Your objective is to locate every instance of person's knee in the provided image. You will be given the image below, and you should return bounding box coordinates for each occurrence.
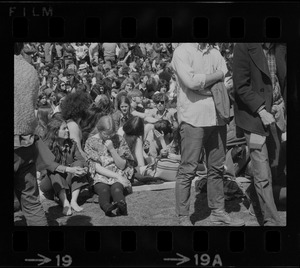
[177,162,197,179]
[207,163,225,176]
[113,187,122,194]
[254,177,270,189]
[94,184,109,194]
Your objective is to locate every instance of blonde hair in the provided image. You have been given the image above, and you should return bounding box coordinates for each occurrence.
[96,115,115,133]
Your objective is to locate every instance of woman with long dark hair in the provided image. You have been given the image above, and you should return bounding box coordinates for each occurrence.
[112,95,133,132]
[39,115,89,215]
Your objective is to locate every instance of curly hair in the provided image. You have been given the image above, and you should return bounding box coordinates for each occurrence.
[60,91,92,122]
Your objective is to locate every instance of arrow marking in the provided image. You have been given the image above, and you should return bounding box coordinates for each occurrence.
[25,254,52,266]
[164,253,190,265]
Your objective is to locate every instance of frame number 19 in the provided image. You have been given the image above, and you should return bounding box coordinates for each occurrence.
[56,255,72,267]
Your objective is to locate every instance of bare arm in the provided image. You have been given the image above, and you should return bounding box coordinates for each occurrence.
[94,162,121,179]
[131,110,159,123]
[109,148,127,170]
[104,140,126,170]
[135,137,146,167]
[67,121,88,160]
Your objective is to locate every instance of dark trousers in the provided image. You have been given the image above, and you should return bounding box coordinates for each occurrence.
[39,160,88,196]
[14,144,48,226]
[175,123,226,216]
[94,182,125,212]
[244,126,281,225]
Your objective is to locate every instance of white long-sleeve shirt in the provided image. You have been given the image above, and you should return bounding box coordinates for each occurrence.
[171,43,227,127]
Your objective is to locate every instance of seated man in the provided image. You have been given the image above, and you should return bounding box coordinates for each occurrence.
[147,93,177,127]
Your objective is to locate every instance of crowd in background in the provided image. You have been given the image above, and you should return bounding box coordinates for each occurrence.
[15,42,286,225]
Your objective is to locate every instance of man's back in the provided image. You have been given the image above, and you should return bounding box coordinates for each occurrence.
[14,54,39,136]
[102,43,117,58]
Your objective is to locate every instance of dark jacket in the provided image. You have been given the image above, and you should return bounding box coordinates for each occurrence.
[211,81,231,124]
[274,44,287,108]
[36,138,87,174]
[233,43,286,136]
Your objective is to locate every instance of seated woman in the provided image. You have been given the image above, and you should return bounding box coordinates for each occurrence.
[35,106,52,139]
[84,115,136,217]
[112,95,133,132]
[36,92,51,109]
[39,115,89,216]
[81,96,112,147]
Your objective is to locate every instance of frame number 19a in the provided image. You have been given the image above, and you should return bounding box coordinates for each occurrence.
[194,254,222,266]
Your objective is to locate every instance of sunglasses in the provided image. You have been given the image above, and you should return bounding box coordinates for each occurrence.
[155,101,165,105]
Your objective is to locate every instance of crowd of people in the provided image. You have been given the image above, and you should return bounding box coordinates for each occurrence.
[14,42,286,226]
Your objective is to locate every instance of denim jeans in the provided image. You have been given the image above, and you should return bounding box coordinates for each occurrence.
[175,123,226,216]
[14,144,48,226]
[244,129,281,225]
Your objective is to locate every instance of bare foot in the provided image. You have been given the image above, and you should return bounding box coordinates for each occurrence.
[70,200,83,212]
[62,206,72,216]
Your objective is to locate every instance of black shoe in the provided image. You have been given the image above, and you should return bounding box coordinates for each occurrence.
[116,200,128,216]
[104,202,118,217]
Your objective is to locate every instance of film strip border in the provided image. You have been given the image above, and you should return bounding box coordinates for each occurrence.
[1,2,297,40]
[6,228,292,266]
[2,1,300,267]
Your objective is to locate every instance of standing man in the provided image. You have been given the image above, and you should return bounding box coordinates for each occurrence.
[233,43,285,226]
[14,43,48,226]
[172,43,245,226]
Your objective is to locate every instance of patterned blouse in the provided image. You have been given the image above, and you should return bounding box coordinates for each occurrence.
[84,134,136,186]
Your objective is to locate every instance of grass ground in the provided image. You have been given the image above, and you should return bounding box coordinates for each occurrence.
[14,179,286,226]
